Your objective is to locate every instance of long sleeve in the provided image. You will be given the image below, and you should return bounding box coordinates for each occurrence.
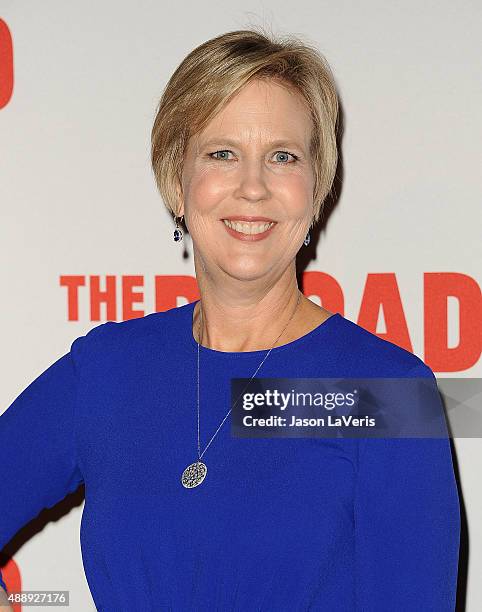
[0,337,85,595]
[354,362,460,611]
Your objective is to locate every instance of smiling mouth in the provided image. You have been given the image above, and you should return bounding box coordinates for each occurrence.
[222,219,276,235]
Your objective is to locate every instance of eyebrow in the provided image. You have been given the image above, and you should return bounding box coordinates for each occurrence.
[199,138,306,151]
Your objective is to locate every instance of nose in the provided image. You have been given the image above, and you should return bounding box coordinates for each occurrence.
[233,158,271,203]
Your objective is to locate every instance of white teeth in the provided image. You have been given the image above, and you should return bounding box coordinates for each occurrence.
[223,219,275,235]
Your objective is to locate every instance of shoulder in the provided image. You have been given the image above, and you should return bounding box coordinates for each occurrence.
[69,302,190,364]
[333,314,433,378]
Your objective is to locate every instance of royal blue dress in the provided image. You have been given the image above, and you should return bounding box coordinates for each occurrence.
[0,301,460,610]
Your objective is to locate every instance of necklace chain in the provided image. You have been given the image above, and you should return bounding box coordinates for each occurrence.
[196,291,302,461]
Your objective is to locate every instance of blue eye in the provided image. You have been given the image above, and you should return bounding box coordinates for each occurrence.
[273,151,298,164]
[210,150,233,161]
[208,150,299,164]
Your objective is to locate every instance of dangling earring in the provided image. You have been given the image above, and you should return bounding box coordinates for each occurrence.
[303,231,311,246]
[173,215,184,242]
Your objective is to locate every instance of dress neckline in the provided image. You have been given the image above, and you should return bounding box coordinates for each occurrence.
[184,299,342,358]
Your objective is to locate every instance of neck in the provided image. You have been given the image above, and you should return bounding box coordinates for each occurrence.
[192,260,311,352]
[194,290,304,353]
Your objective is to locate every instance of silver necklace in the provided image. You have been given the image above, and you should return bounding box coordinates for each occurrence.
[181,291,302,488]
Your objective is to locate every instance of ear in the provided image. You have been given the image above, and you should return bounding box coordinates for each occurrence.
[175,179,184,218]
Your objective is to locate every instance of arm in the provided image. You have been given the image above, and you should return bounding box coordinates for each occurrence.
[0,586,13,611]
[0,337,85,596]
[354,363,460,611]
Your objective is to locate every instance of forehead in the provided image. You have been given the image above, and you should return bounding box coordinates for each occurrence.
[193,79,313,148]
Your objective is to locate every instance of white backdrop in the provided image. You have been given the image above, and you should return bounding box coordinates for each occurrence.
[1,1,480,610]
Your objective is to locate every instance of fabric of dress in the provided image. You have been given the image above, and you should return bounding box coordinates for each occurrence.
[0,300,460,611]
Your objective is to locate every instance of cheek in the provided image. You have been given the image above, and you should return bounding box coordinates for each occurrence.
[187,168,230,210]
[274,173,314,215]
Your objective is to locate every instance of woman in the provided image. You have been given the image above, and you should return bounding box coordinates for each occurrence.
[0,29,460,611]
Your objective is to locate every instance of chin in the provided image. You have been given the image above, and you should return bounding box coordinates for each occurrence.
[220,260,273,282]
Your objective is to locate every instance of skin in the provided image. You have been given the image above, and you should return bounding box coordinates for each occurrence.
[177,78,334,352]
[0,587,12,611]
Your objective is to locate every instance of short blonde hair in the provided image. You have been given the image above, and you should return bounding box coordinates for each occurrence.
[151,28,339,226]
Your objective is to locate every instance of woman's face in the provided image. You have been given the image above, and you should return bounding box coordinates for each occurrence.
[180,78,315,283]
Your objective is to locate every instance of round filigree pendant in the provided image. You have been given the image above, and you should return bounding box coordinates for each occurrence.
[181,461,207,488]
